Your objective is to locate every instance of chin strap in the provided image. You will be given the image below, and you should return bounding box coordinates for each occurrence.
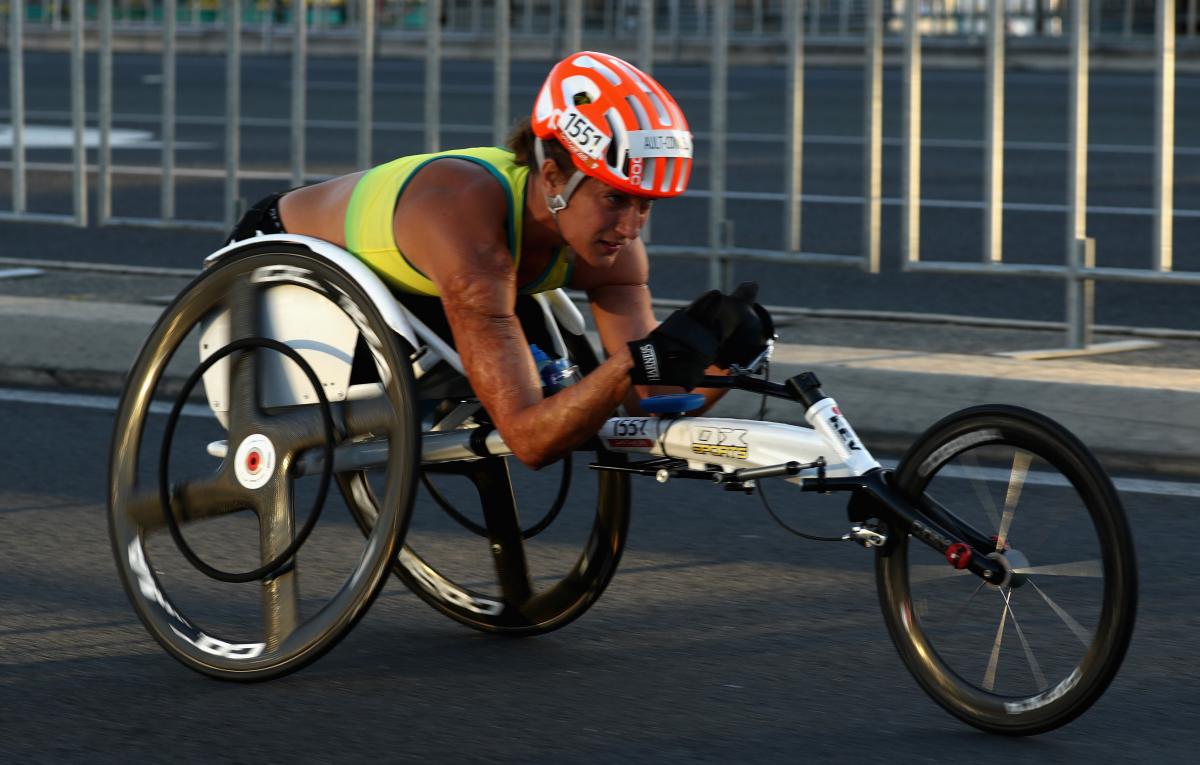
[535,139,585,217]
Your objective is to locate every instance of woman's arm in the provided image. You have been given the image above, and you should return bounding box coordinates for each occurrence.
[395,161,639,469]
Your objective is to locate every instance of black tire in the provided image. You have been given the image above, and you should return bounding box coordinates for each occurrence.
[877,405,1137,735]
[108,244,419,681]
[339,325,632,635]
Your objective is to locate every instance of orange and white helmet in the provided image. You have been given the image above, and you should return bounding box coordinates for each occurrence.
[531,51,692,212]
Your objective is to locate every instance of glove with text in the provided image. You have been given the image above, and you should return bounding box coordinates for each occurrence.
[627,290,725,390]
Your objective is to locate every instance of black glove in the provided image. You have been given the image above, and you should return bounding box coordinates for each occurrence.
[628,290,724,390]
[713,282,776,369]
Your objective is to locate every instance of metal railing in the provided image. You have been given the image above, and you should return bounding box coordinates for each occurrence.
[3,0,1200,346]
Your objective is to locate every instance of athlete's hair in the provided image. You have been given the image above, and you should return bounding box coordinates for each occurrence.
[506,117,574,177]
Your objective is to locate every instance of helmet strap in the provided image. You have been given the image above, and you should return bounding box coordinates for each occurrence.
[535,139,585,217]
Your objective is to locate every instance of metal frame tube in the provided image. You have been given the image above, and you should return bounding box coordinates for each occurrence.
[862,0,882,273]
[492,0,511,145]
[902,0,921,265]
[708,0,730,290]
[70,0,87,227]
[784,0,805,252]
[10,0,26,214]
[162,0,177,222]
[1155,0,1176,272]
[225,0,242,228]
[1067,237,1096,349]
[425,0,442,152]
[99,0,113,223]
[291,0,308,187]
[1066,0,1090,346]
[358,0,375,168]
[984,0,1005,263]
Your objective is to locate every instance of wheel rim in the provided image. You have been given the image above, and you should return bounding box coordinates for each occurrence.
[108,247,418,677]
[882,408,1136,732]
[339,328,631,634]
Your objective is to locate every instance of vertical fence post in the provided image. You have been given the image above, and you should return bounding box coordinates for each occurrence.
[291,0,308,187]
[99,0,113,224]
[1190,0,1198,39]
[492,0,511,145]
[10,0,26,214]
[358,0,375,168]
[565,0,582,54]
[862,0,882,273]
[162,0,177,222]
[668,0,680,61]
[225,0,242,228]
[1155,0,1176,272]
[983,0,1004,263]
[523,0,534,35]
[1122,0,1133,38]
[425,0,442,152]
[638,0,655,243]
[784,0,805,253]
[638,0,654,72]
[1066,237,1095,350]
[709,0,730,290]
[1066,0,1091,349]
[839,0,851,38]
[902,0,921,265]
[70,0,87,227]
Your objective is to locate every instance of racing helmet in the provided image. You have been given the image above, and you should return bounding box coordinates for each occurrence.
[531,51,693,209]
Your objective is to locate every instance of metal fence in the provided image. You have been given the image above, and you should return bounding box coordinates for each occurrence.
[3,0,1200,345]
[3,1,1198,42]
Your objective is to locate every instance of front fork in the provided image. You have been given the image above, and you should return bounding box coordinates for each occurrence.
[804,469,1008,584]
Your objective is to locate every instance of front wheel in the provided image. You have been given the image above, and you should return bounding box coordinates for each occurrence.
[877,405,1137,735]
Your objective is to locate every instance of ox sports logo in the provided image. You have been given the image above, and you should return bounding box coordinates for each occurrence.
[692,427,749,460]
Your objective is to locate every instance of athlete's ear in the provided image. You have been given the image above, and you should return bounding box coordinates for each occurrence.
[540,159,566,194]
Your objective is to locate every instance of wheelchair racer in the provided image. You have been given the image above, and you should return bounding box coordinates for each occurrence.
[228,51,771,469]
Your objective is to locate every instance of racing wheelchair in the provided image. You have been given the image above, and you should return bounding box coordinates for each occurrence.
[108,235,1137,735]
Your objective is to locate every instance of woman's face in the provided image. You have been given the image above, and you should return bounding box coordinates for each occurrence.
[553,174,653,266]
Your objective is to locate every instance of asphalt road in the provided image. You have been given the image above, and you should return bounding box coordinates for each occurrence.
[4,54,1200,329]
[1,392,1197,762]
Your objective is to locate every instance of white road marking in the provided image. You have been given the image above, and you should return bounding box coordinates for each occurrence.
[0,125,209,150]
[0,387,211,418]
[1,386,1197,498]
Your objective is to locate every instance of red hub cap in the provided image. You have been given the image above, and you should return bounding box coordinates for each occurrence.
[945,542,973,570]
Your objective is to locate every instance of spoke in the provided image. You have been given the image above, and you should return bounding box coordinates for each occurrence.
[1000,588,1048,691]
[1030,581,1094,648]
[908,564,973,584]
[1014,559,1103,579]
[226,278,262,428]
[996,451,1032,550]
[962,451,1002,531]
[269,405,337,455]
[123,477,251,534]
[259,470,299,650]
[982,590,1010,691]
[472,458,533,605]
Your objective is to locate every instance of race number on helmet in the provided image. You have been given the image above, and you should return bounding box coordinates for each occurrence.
[532,51,693,199]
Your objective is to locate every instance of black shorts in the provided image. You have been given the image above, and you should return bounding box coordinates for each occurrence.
[224,191,288,245]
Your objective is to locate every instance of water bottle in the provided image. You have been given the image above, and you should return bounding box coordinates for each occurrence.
[530,344,581,393]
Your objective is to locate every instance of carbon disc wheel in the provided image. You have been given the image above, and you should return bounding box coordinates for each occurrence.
[877,405,1137,734]
[340,326,632,635]
[108,244,419,680]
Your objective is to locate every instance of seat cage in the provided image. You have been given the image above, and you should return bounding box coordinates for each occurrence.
[198,233,586,419]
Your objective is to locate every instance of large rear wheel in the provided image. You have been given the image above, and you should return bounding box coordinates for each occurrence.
[109,245,419,680]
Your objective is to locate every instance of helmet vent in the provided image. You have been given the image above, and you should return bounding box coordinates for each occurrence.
[604,109,628,178]
[625,95,652,131]
[575,54,623,87]
[647,91,671,127]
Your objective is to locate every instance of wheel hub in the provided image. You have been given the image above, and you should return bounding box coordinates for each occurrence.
[234,433,277,490]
